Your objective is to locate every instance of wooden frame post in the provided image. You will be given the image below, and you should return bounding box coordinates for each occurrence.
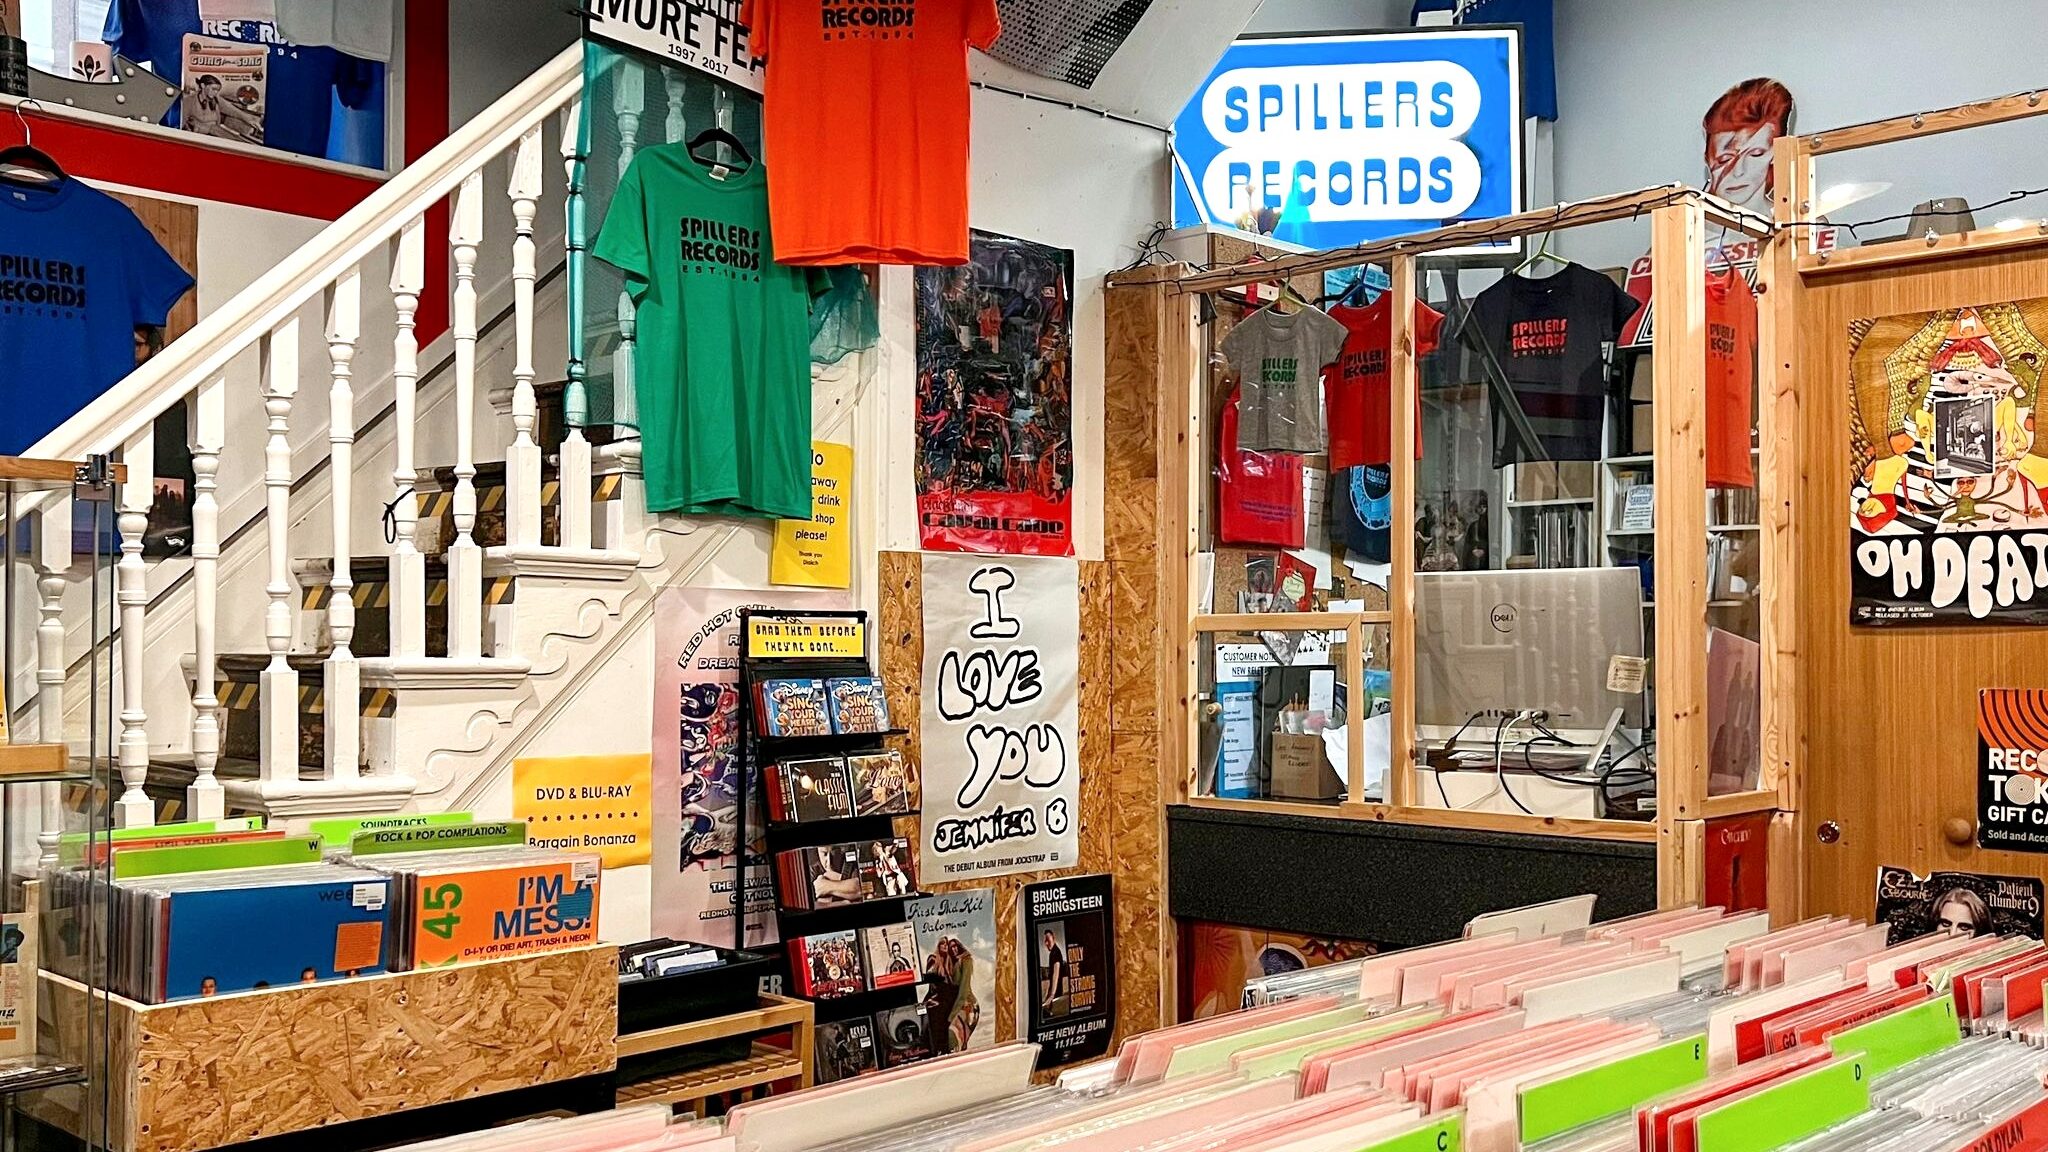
[1388,255,1420,808]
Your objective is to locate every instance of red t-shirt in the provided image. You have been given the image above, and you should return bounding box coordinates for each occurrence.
[1705,268,1758,489]
[1327,298,1444,468]
[740,0,1000,265]
[1217,386,1305,549]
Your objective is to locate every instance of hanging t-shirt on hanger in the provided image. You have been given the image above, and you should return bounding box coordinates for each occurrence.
[1327,296,1445,468]
[1216,386,1305,550]
[1706,267,1759,489]
[739,0,1001,265]
[592,143,823,520]
[1457,262,1640,467]
[0,178,194,455]
[1220,305,1348,455]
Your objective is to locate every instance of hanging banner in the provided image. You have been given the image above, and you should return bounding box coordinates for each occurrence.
[1875,865,2045,945]
[652,586,846,947]
[1979,689,2048,852]
[580,0,764,94]
[513,753,652,869]
[1018,875,1117,1067]
[918,554,1080,879]
[913,230,1075,557]
[771,441,854,588]
[1849,296,2048,624]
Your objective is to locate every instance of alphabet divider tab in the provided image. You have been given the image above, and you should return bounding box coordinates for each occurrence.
[1517,1033,1709,1146]
[1825,996,1961,1079]
[309,811,475,852]
[347,820,528,856]
[111,834,325,880]
[1355,1113,1463,1152]
[1693,1056,1869,1152]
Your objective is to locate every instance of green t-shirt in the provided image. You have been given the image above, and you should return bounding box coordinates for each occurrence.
[592,143,817,519]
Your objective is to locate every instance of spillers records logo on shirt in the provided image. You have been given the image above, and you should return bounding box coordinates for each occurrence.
[677,216,762,282]
[1509,317,1568,358]
[0,255,87,319]
[821,0,917,40]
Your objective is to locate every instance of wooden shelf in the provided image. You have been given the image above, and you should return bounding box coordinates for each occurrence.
[615,1044,804,1108]
[615,993,814,1117]
[0,744,84,782]
[617,993,812,1059]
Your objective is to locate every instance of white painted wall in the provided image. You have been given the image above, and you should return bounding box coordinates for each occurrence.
[1552,0,2048,269]
[449,0,583,127]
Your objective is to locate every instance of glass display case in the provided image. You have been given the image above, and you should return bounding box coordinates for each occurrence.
[0,454,118,1150]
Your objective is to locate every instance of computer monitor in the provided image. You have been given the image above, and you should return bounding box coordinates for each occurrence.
[1414,566,1647,743]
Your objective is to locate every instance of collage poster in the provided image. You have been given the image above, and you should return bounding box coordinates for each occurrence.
[1849,296,2048,624]
[919,554,1081,881]
[913,229,1076,557]
[651,585,845,948]
[1018,875,1117,1068]
[905,888,997,1055]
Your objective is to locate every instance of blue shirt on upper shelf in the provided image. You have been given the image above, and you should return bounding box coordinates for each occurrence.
[103,0,381,161]
[0,178,195,456]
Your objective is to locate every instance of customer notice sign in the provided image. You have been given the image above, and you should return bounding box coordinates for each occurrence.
[583,0,765,94]
[1172,27,1524,253]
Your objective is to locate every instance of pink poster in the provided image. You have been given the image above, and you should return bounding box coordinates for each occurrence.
[653,585,846,948]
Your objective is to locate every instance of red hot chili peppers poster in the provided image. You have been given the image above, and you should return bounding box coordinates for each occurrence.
[914,230,1076,556]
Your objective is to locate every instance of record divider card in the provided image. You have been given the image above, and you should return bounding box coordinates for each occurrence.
[737,609,923,1034]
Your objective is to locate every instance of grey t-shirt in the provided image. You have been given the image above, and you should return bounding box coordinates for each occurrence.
[1221,305,1348,454]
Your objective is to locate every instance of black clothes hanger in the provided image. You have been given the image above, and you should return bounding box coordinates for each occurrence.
[686,125,753,173]
[0,100,63,186]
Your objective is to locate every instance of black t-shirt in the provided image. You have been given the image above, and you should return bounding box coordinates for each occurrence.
[1457,263,1641,466]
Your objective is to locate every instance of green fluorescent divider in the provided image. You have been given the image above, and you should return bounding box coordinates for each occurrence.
[1518,1033,1709,1145]
[1355,1114,1462,1152]
[1164,1004,1373,1078]
[57,816,264,858]
[1827,996,1960,1078]
[310,811,474,848]
[1693,1057,1869,1152]
[347,821,528,856]
[1235,1009,1444,1081]
[111,835,324,879]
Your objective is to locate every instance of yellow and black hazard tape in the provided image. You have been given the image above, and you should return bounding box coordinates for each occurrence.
[302,575,512,610]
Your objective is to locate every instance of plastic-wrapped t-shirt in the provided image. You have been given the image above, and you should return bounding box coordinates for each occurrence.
[810,265,879,365]
[1219,304,1348,455]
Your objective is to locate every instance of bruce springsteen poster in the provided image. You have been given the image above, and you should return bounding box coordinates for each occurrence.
[914,230,1075,556]
[1018,875,1116,1067]
[1849,296,2048,624]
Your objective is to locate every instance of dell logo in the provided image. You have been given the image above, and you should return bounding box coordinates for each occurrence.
[1488,604,1516,633]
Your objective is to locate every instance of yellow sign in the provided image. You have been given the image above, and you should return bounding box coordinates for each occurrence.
[771,441,853,588]
[511,753,652,868]
[746,617,867,659]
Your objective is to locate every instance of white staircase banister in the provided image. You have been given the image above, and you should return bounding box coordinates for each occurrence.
[26,42,585,463]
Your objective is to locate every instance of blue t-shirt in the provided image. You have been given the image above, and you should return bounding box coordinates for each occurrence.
[1412,0,1556,121]
[0,178,194,455]
[103,0,379,159]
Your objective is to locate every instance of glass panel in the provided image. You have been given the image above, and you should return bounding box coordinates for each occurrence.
[1409,234,1655,822]
[1193,626,1355,807]
[1706,239,1763,797]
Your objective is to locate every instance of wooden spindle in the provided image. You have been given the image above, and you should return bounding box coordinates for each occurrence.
[560,98,593,552]
[34,490,70,866]
[616,65,643,178]
[259,321,301,786]
[115,426,153,828]
[389,218,427,658]
[187,377,225,819]
[610,61,645,550]
[506,125,545,550]
[664,68,686,143]
[325,269,362,780]
[448,173,486,660]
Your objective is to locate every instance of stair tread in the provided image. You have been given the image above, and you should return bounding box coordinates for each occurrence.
[217,652,331,675]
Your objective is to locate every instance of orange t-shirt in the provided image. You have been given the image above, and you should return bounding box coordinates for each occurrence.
[740,0,1001,265]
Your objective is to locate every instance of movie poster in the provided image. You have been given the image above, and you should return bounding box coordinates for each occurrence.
[1874,866,2045,945]
[1018,875,1116,1067]
[1848,297,2048,624]
[913,229,1075,556]
[905,888,997,1055]
[1978,689,2048,852]
[651,586,845,948]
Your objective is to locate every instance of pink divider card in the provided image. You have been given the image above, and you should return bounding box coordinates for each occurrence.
[1142,1086,1383,1152]
[1954,947,2046,1021]
[1233,1102,1426,1152]
[1032,1076,1302,1152]
[1584,906,1714,939]
[1482,945,1647,1010]
[1462,1029,1667,1152]
[1452,941,1635,1012]
[950,1074,1239,1152]
[1394,1018,1620,1107]
[1226,1007,1440,1077]
[1758,920,1876,987]
[1705,973,1847,1072]
[1395,938,1538,1006]
[727,1043,1039,1152]
[1606,908,1729,949]
[1355,934,1520,1001]
[1120,996,1344,1085]
[1518,952,1685,1025]
[1655,912,1771,973]
[1777,923,1892,986]
[1420,937,1563,1005]
[1738,920,1847,990]
[1310,1009,1526,1095]
[1427,1020,1652,1116]
[1722,917,1838,989]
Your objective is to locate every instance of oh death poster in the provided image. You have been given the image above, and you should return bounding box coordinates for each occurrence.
[1849,296,2048,624]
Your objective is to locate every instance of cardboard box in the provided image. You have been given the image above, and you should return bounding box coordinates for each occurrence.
[1269,734,1342,800]
[1513,461,1597,502]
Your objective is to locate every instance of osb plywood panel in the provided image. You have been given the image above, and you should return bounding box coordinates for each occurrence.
[1105,288,1161,482]
[1794,249,2048,920]
[38,946,617,1152]
[1104,478,1161,565]
[1111,560,1160,732]
[880,552,1158,1060]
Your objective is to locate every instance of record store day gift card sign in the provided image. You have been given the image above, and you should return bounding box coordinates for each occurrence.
[1979,688,2048,852]
[918,554,1080,881]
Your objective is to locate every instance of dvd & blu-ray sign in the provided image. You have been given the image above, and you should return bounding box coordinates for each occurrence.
[582,0,764,93]
[1172,28,1524,253]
